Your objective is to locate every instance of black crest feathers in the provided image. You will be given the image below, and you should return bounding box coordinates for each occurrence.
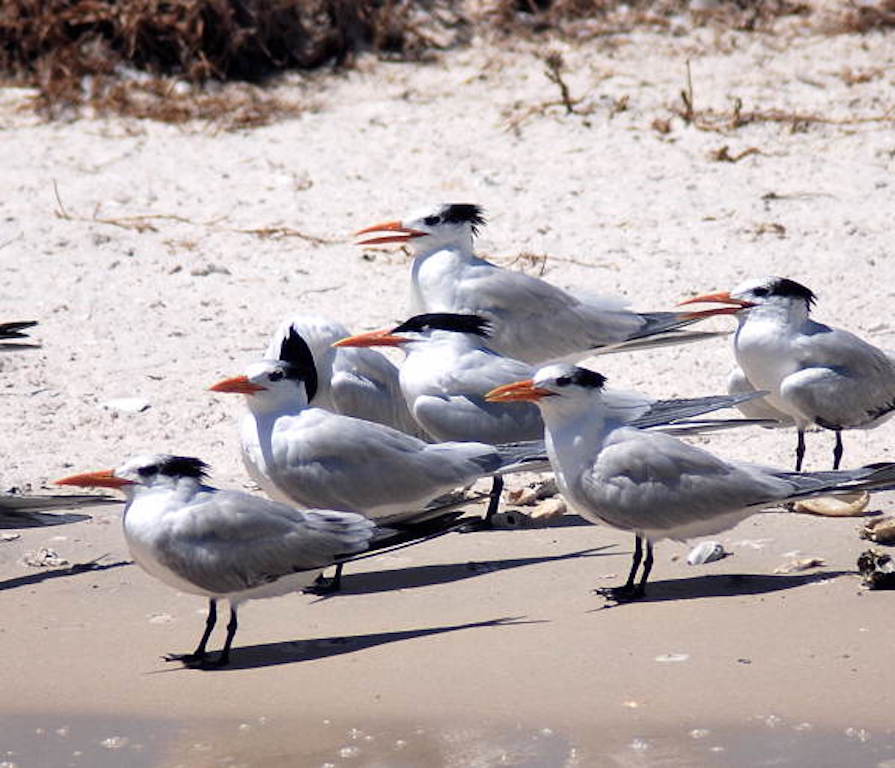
[558,367,607,390]
[441,204,486,235]
[769,277,817,309]
[278,326,319,402]
[393,313,492,337]
[158,456,210,479]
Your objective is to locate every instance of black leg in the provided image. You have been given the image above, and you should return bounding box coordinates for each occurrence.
[164,598,217,665]
[304,563,344,595]
[832,431,844,470]
[597,534,649,602]
[213,606,238,667]
[484,475,504,524]
[624,535,644,591]
[795,429,806,472]
[636,541,654,597]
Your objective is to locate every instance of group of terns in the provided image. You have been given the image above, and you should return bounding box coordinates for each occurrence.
[17,201,890,668]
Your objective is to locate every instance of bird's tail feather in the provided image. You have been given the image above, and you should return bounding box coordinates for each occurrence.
[780,462,895,501]
[0,320,38,339]
[631,391,769,429]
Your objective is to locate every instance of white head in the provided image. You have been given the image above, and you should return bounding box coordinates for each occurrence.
[354,203,485,255]
[485,363,608,416]
[56,454,211,496]
[211,326,319,412]
[680,276,817,325]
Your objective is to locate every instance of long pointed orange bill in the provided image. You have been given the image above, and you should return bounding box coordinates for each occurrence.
[333,329,409,348]
[354,220,427,246]
[55,469,134,489]
[209,375,267,395]
[485,379,555,403]
[677,291,754,319]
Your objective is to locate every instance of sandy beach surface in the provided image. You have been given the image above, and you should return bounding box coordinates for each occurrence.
[3,10,895,767]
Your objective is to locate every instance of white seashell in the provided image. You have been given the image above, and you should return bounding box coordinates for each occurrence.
[100,397,151,414]
[792,492,870,517]
[686,541,727,565]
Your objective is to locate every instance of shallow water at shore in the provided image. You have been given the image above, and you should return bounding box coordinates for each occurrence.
[4,713,895,768]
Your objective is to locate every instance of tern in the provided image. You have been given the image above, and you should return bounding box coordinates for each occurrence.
[263,314,427,438]
[335,311,775,445]
[211,326,542,527]
[680,276,895,471]
[354,204,721,364]
[486,363,895,600]
[57,454,380,667]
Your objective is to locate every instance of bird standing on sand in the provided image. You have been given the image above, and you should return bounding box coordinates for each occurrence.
[680,276,895,471]
[487,363,895,600]
[353,204,722,364]
[57,454,375,667]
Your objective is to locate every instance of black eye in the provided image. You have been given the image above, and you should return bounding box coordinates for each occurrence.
[137,465,159,477]
[268,370,284,382]
[423,215,440,226]
[752,287,769,297]
[556,376,571,387]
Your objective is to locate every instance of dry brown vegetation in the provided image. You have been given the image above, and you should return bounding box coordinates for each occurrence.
[0,1,892,126]
[0,0,468,123]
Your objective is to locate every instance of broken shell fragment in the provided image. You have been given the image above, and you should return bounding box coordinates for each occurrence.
[529,497,566,520]
[792,491,870,517]
[686,540,728,565]
[773,557,825,574]
[861,516,895,544]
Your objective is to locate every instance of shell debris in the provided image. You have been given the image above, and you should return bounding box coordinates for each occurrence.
[792,492,870,517]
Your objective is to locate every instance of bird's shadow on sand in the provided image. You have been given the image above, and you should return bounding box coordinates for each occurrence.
[187,616,542,672]
[592,570,852,609]
[0,560,132,591]
[329,545,615,596]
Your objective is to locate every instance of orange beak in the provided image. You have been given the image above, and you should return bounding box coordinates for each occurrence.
[485,379,555,403]
[55,469,134,490]
[354,220,428,246]
[333,329,409,348]
[677,291,754,319]
[209,375,267,395]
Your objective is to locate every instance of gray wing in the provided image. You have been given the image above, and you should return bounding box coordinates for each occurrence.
[440,260,647,363]
[576,428,793,539]
[781,325,895,428]
[331,347,430,438]
[409,348,542,443]
[157,490,374,594]
[413,394,543,443]
[269,413,500,516]
[0,493,118,512]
